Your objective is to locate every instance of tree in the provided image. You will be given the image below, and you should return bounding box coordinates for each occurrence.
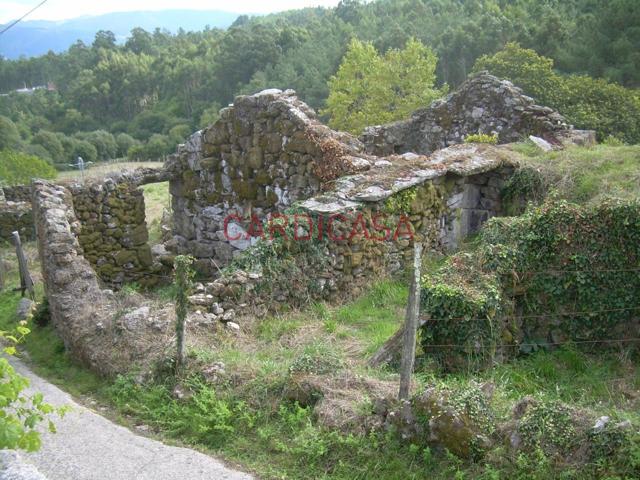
[93,30,117,50]
[70,139,98,163]
[125,28,155,55]
[198,103,222,129]
[323,38,444,134]
[0,149,57,185]
[31,130,64,163]
[115,133,138,158]
[168,124,192,145]
[82,130,118,160]
[473,42,565,108]
[0,116,21,150]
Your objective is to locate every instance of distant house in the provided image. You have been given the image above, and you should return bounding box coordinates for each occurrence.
[0,81,57,96]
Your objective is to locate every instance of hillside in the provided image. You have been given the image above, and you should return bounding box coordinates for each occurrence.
[0,0,638,169]
[0,9,243,59]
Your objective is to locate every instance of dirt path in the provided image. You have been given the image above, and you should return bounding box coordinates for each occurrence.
[0,357,253,480]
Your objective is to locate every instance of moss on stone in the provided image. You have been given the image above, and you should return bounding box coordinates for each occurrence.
[232,179,258,201]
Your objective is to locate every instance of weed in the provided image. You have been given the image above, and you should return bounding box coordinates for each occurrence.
[289,342,344,375]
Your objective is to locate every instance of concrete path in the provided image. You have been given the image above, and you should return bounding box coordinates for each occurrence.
[1,358,253,480]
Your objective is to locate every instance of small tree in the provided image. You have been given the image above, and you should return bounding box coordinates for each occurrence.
[0,150,57,185]
[0,319,64,451]
[174,255,194,373]
[323,38,445,134]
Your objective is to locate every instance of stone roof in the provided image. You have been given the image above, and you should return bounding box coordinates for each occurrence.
[300,143,517,214]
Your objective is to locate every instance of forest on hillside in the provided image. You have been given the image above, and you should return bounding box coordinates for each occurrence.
[0,0,638,168]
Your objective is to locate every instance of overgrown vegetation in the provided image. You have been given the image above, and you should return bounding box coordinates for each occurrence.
[0,149,57,185]
[227,209,330,306]
[1,0,639,167]
[505,143,640,206]
[421,199,640,372]
[464,133,498,144]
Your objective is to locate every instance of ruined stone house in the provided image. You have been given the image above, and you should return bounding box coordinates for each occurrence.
[27,72,594,374]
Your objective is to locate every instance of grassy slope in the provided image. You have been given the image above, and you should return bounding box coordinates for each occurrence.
[509,143,640,204]
[141,182,170,244]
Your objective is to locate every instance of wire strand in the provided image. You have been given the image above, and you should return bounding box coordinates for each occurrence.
[0,0,49,36]
[423,338,640,349]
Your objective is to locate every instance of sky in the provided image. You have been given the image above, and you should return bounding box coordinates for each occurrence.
[0,0,341,23]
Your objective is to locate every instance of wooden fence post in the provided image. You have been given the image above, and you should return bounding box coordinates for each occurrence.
[399,242,423,401]
[0,251,4,292]
[12,231,34,300]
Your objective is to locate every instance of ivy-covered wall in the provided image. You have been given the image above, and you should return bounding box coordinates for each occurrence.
[420,200,640,371]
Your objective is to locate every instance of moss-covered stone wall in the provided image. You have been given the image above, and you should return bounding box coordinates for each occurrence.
[165,88,367,275]
[0,201,34,241]
[69,178,158,288]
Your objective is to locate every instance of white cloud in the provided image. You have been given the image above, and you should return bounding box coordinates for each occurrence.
[0,0,340,23]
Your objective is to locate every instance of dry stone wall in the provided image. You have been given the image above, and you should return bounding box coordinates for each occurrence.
[33,180,173,376]
[166,88,367,275]
[361,73,568,156]
[0,186,35,241]
[69,178,155,288]
[0,201,34,241]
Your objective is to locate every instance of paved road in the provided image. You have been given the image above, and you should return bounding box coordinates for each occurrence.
[1,358,253,480]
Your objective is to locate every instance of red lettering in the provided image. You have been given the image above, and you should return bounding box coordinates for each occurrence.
[393,215,414,241]
[348,212,371,240]
[247,213,265,240]
[223,214,242,241]
[328,214,347,242]
[372,213,392,242]
[294,214,312,241]
[269,213,289,240]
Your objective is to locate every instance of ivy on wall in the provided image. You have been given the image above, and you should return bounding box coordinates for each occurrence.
[420,200,640,371]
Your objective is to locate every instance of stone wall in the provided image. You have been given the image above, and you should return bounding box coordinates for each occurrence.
[60,168,170,288]
[0,186,35,241]
[166,75,575,278]
[32,180,173,376]
[166,88,368,274]
[361,72,568,156]
[69,177,155,288]
[0,201,34,241]
[180,143,517,330]
[2,185,33,203]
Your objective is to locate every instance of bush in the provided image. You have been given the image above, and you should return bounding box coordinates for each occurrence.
[81,130,118,160]
[31,130,65,163]
[70,138,98,163]
[0,116,22,150]
[464,133,498,144]
[420,200,640,371]
[0,149,57,185]
[115,132,139,158]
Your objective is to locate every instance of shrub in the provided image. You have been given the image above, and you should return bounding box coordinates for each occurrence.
[420,200,640,371]
[517,401,576,453]
[0,116,22,150]
[0,149,57,185]
[464,133,498,144]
